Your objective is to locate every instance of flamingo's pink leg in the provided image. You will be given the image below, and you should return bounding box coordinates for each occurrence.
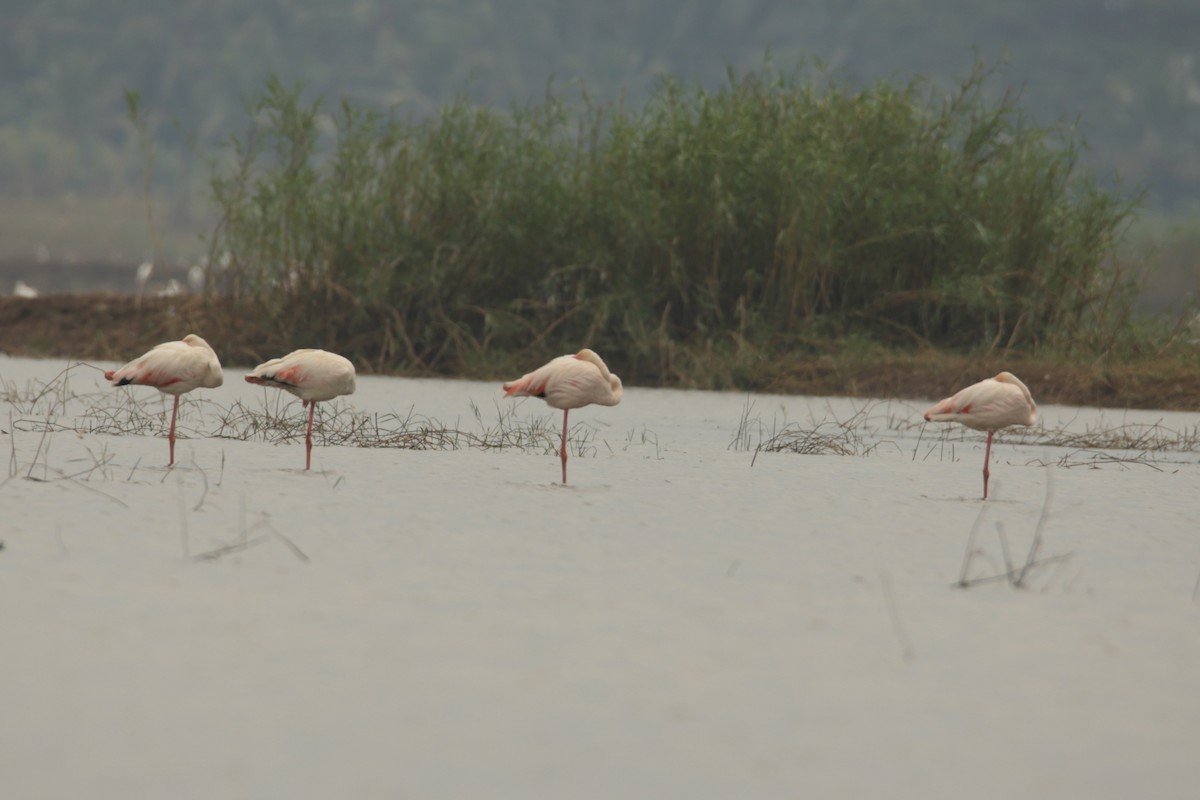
[982,430,994,500]
[560,409,569,485]
[306,401,315,471]
[168,394,180,467]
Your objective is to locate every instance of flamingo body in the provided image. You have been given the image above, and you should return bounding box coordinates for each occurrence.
[245,349,356,470]
[105,333,223,466]
[503,348,623,484]
[923,371,1036,499]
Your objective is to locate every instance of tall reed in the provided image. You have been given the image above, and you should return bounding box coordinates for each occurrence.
[206,62,1143,383]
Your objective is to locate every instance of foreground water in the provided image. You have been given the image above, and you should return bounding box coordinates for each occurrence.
[2,355,1198,799]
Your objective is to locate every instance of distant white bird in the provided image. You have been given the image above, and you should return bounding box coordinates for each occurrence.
[923,371,1037,500]
[502,348,623,485]
[105,334,224,466]
[245,349,357,470]
[187,264,206,293]
[13,280,38,298]
[135,261,154,294]
[157,279,183,297]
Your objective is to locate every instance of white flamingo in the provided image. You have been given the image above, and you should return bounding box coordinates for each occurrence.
[105,334,224,466]
[502,348,623,484]
[923,371,1037,499]
[245,349,357,470]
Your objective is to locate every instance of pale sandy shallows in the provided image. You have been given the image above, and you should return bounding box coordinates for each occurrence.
[1,354,1198,800]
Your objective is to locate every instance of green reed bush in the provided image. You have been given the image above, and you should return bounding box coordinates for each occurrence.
[206,62,1143,382]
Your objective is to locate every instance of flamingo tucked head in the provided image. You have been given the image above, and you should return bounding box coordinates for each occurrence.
[993,371,1037,425]
[574,348,622,405]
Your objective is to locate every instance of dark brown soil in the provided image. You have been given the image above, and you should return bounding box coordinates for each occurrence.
[2,293,1198,410]
[0,293,282,368]
[765,351,1200,410]
[1,293,221,360]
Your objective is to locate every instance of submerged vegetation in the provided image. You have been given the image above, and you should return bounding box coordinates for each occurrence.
[4,366,1195,488]
[204,62,1155,387]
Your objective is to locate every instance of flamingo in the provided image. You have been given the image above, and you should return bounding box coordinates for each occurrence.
[244,349,356,470]
[502,348,623,484]
[105,334,224,466]
[923,371,1037,500]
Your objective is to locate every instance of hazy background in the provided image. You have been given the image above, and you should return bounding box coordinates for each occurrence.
[3,0,1198,304]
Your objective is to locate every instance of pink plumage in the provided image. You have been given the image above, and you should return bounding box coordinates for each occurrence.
[105,333,224,466]
[923,371,1036,499]
[245,349,356,470]
[503,348,623,484]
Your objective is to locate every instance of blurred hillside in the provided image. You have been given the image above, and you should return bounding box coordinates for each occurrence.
[2,0,1199,280]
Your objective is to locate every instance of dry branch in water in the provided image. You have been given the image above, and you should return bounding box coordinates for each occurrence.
[733,400,913,462]
[954,468,1071,590]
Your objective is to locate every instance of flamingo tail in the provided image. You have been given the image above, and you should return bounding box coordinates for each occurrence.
[503,376,546,398]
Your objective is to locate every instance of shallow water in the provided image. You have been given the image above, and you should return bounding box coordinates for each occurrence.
[2,354,1199,799]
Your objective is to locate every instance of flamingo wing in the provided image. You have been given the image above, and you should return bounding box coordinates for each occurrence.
[502,354,576,401]
[245,350,355,402]
[107,341,220,394]
[924,376,1035,431]
[542,358,619,409]
[503,353,620,410]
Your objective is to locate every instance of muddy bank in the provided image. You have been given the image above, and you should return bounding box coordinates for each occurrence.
[2,292,1199,410]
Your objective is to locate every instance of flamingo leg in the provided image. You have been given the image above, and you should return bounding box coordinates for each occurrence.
[982,430,994,500]
[560,409,569,485]
[168,394,180,467]
[305,400,316,471]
